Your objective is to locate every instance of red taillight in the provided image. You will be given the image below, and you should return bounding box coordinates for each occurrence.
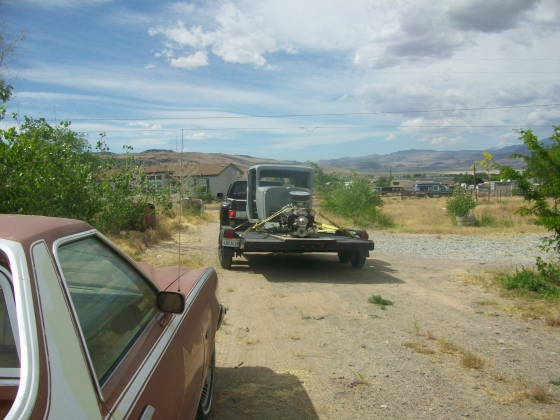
[360,232,369,240]
[224,230,236,239]
[228,210,236,217]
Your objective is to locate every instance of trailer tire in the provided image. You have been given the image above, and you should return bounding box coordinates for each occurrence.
[350,251,366,269]
[338,252,350,263]
[218,244,232,269]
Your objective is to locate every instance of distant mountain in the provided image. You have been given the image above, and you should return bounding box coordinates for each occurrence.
[317,144,531,173]
[112,150,303,175]
[111,143,538,176]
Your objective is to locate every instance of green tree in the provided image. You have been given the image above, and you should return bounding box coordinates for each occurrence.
[307,161,342,193]
[0,118,171,233]
[0,25,25,119]
[375,175,393,187]
[321,172,383,227]
[500,126,560,252]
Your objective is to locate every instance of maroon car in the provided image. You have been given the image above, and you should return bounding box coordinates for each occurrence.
[0,215,224,420]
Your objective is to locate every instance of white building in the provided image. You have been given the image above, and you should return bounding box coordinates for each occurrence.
[144,163,244,198]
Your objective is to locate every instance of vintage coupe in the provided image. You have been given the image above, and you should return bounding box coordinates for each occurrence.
[0,215,224,420]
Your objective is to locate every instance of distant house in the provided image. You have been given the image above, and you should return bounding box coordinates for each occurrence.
[144,163,244,198]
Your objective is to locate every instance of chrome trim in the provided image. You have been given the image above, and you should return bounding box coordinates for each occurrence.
[139,405,155,420]
[0,240,40,420]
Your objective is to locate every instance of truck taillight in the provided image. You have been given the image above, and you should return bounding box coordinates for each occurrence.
[228,210,236,218]
[224,230,236,239]
[360,232,369,240]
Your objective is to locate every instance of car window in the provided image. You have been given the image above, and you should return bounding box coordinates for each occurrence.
[57,237,157,384]
[0,269,19,379]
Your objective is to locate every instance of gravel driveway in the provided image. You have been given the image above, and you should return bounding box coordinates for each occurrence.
[375,233,551,265]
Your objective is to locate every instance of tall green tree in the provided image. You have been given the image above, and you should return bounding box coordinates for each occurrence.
[0,25,25,119]
[0,118,171,233]
[500,126,560,253]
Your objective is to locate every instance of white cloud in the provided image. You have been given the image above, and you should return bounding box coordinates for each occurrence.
[185,132,211,140]
[149,3,283,67]
[422,135,466,147]
[385,134,397,141]
[127,122,163,130]
[170,50,209,70]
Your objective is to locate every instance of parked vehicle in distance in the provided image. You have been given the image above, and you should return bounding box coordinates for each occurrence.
[373,186,404,196]
[410,183,453,197]
[0,214,225,420]
[218,164,374,270]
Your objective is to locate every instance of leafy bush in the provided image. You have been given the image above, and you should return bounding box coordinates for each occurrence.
[0,117,171,233]
[500,126,560,253]
[375,211,396,228]
[320,172,383,227]
[446,188,477,218]
[500,258,560,299]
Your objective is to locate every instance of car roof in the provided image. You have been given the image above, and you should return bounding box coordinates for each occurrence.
[0,214,94,248]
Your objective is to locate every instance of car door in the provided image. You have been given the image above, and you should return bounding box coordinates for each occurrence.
[54,234,205,420]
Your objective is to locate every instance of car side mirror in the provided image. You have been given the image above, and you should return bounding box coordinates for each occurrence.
[156,291,185,314]
[217,193,224,199]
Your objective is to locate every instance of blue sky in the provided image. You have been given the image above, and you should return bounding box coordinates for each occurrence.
[2,0,560,161]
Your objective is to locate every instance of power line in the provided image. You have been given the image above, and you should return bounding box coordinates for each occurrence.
[62,103,560,122]
[78,123,551,135]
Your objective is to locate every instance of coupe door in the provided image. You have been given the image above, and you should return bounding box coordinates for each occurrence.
[55,235,205,420]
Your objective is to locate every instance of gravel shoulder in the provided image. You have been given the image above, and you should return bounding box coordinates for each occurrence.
[156,220,560,419]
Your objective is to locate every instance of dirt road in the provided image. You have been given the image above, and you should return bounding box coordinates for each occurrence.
[159,217,560,419]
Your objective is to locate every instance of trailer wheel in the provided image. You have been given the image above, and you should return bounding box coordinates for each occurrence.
[337,252,350,263]
[218,244,232,269]
[350,251,366,269]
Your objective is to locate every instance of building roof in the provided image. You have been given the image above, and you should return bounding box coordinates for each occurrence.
[144,163,243,177]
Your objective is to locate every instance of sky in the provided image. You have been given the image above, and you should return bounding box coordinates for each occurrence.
[2,0,560,161]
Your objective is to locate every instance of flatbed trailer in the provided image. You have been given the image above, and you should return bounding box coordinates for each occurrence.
[219,225,375,269]
[217,163,375,270]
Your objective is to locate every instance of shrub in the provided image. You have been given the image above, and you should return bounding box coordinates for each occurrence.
[0,117,172,234]
[500,258,560,299]
[321,172,383,227]
[446,188,478,218]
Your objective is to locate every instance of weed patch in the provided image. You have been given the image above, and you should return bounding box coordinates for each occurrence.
[459,351,485,370]
[500,266,560,299]
[367,294,393,309]
[437,338,462,355]
[403,341,435,355]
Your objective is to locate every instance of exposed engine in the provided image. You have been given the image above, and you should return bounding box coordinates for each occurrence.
[277,191,317,238]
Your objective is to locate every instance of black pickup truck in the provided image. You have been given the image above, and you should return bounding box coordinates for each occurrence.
[218,164,375,270]
[219,180,249,228]
[220,179,283,229]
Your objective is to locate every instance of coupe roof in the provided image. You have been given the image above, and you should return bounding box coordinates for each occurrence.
[0,215,93,248]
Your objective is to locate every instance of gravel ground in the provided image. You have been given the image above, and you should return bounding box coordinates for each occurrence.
[374,233,552,265]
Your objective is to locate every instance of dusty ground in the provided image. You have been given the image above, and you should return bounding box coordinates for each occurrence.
[149,216,560,419]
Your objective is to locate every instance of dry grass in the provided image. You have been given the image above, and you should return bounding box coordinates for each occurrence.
[403,341,435,355]
[503,384,555,404]
[109,203,221,269]
[437,338,462,355]
[374,196,545,235]
[455,270,560,323]
[544,315,560,327]
[426,330,436,340]
[459,351,485,370]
